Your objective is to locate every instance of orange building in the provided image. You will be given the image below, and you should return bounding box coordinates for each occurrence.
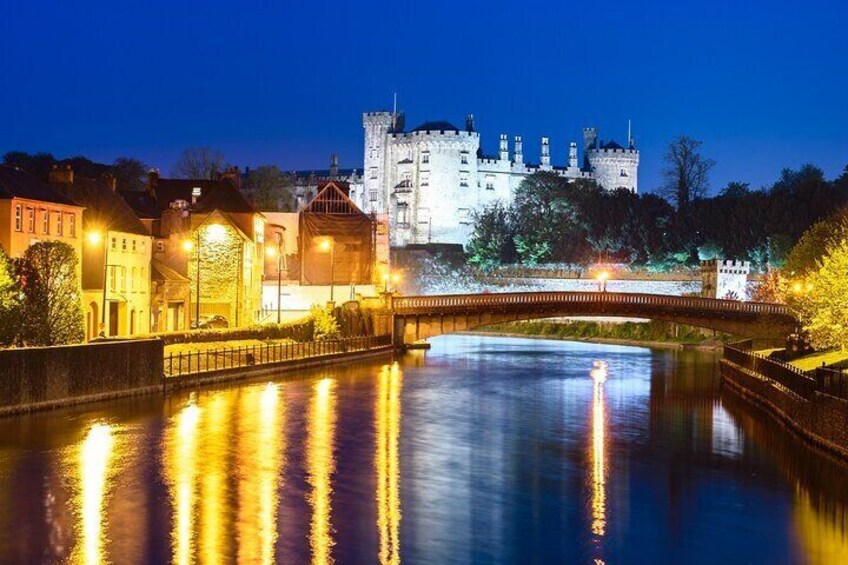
[0,165,84,266]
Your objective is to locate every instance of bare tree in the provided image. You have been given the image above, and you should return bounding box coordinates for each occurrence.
[243,165,294,212]
[660,136,715,210]
[172,147,225,179]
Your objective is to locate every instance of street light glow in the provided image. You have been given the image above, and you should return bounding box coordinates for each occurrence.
[266,246,277,257]
[87,231,103,245]
[206,223,226,243]
[318,238,333,252]
[182,239,194,252]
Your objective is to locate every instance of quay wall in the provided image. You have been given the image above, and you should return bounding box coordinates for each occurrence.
[721,358,848,459]
[0,339,164,416]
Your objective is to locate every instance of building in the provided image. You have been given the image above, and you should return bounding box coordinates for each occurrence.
[701,259,750,300]
[49,166,153,339]
[353,111,639,246]
[285,154,363,211]
[121,172,265,329]
[0,164,84,270]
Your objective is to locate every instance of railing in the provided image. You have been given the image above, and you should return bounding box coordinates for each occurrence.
[724,344,817,399]
[164,334,392,378]
[393,291,791,317]
[815,367,848,401]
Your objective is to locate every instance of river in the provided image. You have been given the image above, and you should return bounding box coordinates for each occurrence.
[0,334,846,564]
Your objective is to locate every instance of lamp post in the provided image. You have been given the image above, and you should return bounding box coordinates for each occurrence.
[319,237,335,303]
[595,270,609,292]
[86,229,109,336]
[267,226,287,324]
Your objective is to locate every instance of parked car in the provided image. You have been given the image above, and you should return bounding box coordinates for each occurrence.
[192,315,229,330]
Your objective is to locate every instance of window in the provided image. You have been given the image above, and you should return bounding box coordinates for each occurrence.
[370,167,378,179]
[68,214,76,237]
[42,210,49,235]
[397,204,409,226]
[460,173,469,188]
[27,208,35,232]
[420,172,429,186]
[421,152,430,164]
[56,212,63,237]
[121,266,127,292]
[111,237,117,251]
[486,181,495,190]
[458,208,471,225]
[369,190,379,202]
[122,238,127,252]
[620,169,628,177]
[140,267,146,293]
[132,239,137,253]
[14,205,22,232]
[131,267,136,292]
[461,153,468,165]
[109,266,116,292]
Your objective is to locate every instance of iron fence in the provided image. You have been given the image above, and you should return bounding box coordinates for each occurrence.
[724,344,817,399]
[164,334,392,378]
[815,367,848,401]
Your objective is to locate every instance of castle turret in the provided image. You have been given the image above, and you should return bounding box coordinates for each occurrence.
[583,127,598,169]
[466,114,475,132]
[329,153,339,180]
[514,135,523,164]
[568,142,578,169]
[499,134,509,161]
[540,137,551,169]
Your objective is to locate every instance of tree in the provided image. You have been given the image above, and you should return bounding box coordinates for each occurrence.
[310,304,339,340]
[792,241,848,351]
[466,202,515,271]
[783,206,848,277]
[659,135,715,210]
[172,147,225,179]
[16,241,84,346]
[112,157,148,191]
[243,165,294,211]
[2,151,57,181]
[0,247,21,346]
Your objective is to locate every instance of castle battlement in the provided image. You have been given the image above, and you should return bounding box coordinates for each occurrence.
[590,147,639,155]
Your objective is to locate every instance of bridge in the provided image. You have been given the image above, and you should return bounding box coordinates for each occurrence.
[386,291,796,346]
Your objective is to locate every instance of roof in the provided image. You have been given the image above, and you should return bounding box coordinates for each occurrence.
[118,190,160,220]
[600,140,625,150]
[151,258,190,283]
[0,165,78,206]
[52,176,149,236]
[302,181,367,216]
[151,178,256,216]
[411,120,459,133]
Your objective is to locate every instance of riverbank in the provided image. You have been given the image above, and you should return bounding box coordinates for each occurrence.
[468,319,730,350]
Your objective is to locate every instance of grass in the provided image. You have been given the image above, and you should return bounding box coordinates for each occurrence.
[788,349,848,372]
[164,338,296,356]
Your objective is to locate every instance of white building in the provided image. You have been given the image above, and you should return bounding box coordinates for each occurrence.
[350,111,640,247]
[701,259,750,300]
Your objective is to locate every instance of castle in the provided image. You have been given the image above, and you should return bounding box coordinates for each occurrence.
[348,111,640,247]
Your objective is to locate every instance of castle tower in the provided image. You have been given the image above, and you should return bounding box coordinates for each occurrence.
[362,112,395,213]
[329,153,339,180]
[583,127,598,169]
[587,138,640,193]
[466,114,475,132]
[514,135,523,164]
[568,142,578,169]
[499,134,509,161]
[540,137,551,169]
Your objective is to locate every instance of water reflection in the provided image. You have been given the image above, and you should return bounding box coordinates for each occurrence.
[589,361,608,550]
[200,393,233,563]
[70,423,116,565]
[237,382,285,565]
[376,363,402,565]
[163,400,201,565]
[307,378,337,564]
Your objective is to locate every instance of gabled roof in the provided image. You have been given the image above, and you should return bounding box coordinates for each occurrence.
[0,165,78,206]
[151,178,256,216]
[302,181,367,216]
[52,176,149,236]
[118,190,159,220]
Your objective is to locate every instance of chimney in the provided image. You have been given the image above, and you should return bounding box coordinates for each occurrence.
[191,186,202,206]
[329,154,339,180]
[220,166,241,190]
[103,172,117,192]
[465,114,475,132]
[541,137,551,169]
[49,163,74,185]
[499,134,509,161]
[146,169,160,195]
[514,136,523,165]
[569,142,578,169]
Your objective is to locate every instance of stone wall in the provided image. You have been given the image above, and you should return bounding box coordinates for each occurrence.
[0,339,164,415]
[721,359,848,459]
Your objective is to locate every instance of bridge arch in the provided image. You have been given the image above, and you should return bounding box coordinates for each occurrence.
[389,291,795,346]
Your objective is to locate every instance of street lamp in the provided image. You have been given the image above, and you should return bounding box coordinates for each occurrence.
[86,228,109,336]
[318,236,335,303]
[595,270,609,292]
[267,226,287,323]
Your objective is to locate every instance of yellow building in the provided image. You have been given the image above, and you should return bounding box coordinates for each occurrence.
[0,164,84,268]
[49,167,153,339]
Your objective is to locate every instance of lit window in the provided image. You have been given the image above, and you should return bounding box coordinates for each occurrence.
[14,205,22,232]
[68,214,76,237]
[122,238,127,252]
[111,237,117,251]
[42,210,49,235]
[27,208,35,233]
[56,212,63,236]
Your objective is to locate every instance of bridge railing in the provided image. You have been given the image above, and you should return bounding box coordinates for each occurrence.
[392,291,790,317]
[723,344,817,399]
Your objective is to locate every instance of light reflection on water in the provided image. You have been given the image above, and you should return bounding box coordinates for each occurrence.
[0,334,847,563]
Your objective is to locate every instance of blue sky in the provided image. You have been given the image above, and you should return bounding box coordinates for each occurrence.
[1,0,846,192]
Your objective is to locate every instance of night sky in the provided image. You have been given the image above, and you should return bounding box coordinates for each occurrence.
[1,0,846,192]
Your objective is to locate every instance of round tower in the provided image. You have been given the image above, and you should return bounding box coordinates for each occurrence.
[587,139,639,193]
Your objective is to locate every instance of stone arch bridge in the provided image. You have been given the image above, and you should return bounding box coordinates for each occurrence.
[385,291,795,347]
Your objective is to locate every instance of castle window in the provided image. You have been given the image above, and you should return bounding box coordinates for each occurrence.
[461,153,468,165]
[485,175,495,190]
[420,172,429,186]
[460,172,469,187]
[458,208,471,225]
[620,169,628,177]
[421,152,430,164]
[370,167,378,179]
[369,190,379,202]
[397,204,409,227]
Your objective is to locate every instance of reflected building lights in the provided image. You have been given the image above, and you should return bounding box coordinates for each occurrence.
[376,363,403,565]
[164,400,201,565]
[200,394,232,564]
[72,422,116,565]
[589,361,608,544]
[307,378,337,565]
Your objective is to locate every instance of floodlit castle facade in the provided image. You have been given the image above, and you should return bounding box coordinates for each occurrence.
[349,111,639,247]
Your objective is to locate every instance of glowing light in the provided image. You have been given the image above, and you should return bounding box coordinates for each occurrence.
[74,422,115,565]
[182,239,194,252]
[794,486,848,562]
[86,231,103,245]
[391,273,401,284]
[205,223,227,243]
[590,361,608,541]
[595,271,609,282]
[793,282,803,293]
[265,246,277,257]
[307,378,337,565]
[318,238,333,252]
[200,394,230,564]
[376,363,403,564]
[164,400,201,565]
